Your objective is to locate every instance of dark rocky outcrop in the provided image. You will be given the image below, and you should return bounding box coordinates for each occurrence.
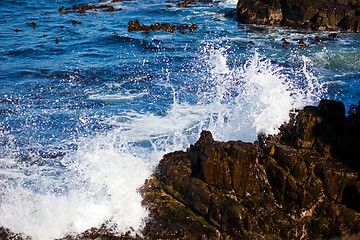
[236,0,360,32]
[140,99,360,239]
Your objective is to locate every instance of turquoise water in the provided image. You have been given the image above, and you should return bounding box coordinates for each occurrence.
[0,0,360,239]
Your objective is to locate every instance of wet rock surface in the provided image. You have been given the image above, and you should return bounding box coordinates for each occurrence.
[140,99,360,239]
[236,0,360,32]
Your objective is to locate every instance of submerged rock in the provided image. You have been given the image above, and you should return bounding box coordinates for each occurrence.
[236,0,360,32]
[297,40,306,46]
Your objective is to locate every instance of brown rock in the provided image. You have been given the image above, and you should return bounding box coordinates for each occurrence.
[220,198,246,232]
[236,0,360,32]
[236,0,282,25]
[186,178,212,215]
[315,160,358,202]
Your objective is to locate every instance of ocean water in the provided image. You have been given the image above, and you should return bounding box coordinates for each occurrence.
[0,0,360,239]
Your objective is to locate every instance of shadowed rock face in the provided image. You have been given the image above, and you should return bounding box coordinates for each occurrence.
[236,0,360,32]
[141,99,360,240]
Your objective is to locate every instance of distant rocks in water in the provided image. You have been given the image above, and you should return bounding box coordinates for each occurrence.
[30,22,36,28]
[71,20,83,25]
[176,0,197,7]
[14,29,22,32]
[139,99,360,239]
[282,41,290,47]
[315,36,327,42]
[297,40,306,46]
[128,20,199,34]
[328,33,339,38]
[236,0,360,32]
[166,0,212,8]
[316,33,340,42]
[276,34,341,49]
[224,9,236,18]
[281,38,290,47]
[58,4,122,14]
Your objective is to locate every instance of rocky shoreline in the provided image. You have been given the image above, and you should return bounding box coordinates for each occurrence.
[139,99,360,239]
[236,0,360,32]
[1,100,360,239]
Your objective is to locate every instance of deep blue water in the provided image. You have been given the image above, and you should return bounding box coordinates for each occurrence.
[1,0,360,239]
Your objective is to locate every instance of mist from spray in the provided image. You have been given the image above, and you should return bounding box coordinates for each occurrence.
[195,47,327,141]
[0,47,326,240]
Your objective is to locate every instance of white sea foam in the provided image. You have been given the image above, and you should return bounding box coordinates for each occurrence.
[88,92,147,102]
[194,46,326,141]
[221,0,238,7]
[0,48,326,240]
[0,131,152,240]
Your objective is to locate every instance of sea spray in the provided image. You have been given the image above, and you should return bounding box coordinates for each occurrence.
[0,0,357,237]
[195,47,327,141]
[300,55,327,104]
[0,130,152,240]
[0,50,326,239]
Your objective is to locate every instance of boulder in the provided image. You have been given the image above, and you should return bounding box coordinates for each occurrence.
[236,0,360,31]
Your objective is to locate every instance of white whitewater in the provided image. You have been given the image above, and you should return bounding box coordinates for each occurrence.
[0,49,326,240]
